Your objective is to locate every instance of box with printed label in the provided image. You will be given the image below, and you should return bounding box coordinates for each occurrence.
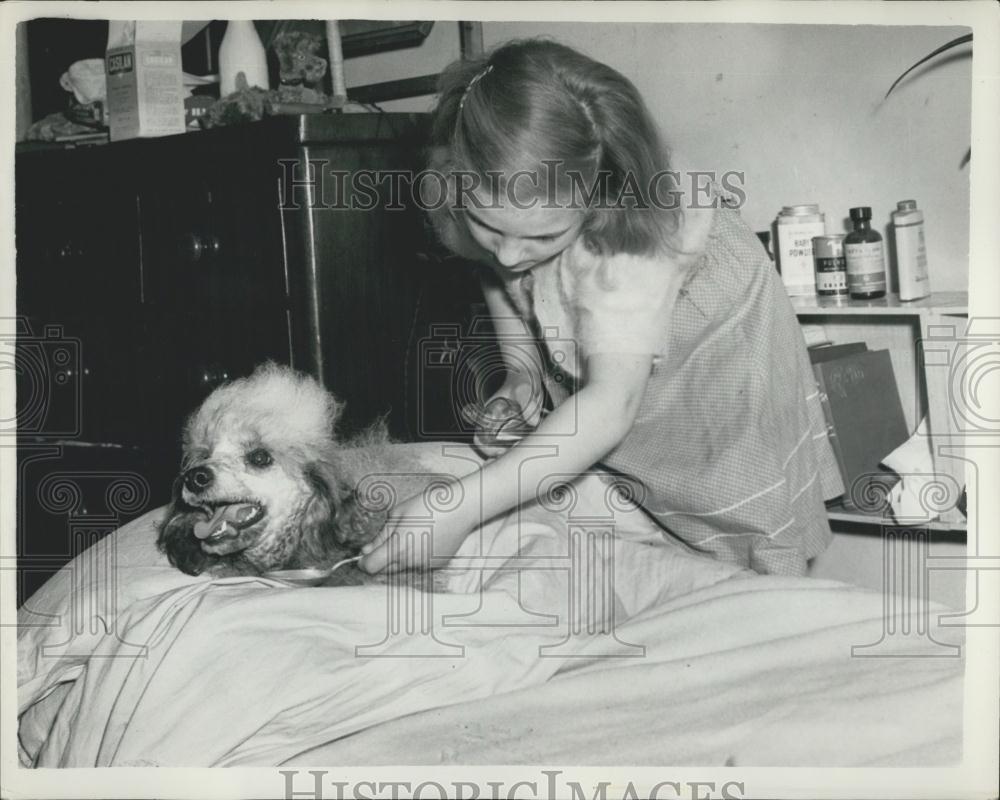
[106,21,186,141]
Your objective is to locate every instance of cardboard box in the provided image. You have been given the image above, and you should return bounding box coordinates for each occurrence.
[106,22,186,141]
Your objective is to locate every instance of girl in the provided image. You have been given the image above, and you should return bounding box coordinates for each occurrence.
[361,38,842,577]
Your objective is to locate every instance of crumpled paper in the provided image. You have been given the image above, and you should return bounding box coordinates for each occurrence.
[883,417,940,524]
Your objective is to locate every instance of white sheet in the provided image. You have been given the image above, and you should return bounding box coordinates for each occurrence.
[17,446,963,767]
[289,576,964,767]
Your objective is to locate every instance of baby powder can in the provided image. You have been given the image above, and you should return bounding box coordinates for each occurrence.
[776,205,826,296]
[891,200,930,301]
[812,234,848,297]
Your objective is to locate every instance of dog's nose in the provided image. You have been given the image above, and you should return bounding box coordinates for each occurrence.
[184,465,214,494]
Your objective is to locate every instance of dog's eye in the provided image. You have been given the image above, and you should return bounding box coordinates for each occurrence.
[246,448,274,469]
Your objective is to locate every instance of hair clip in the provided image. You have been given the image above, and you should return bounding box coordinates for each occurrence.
[458,63,494,112]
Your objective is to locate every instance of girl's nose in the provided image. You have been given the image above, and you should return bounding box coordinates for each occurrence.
[494,237,526,268]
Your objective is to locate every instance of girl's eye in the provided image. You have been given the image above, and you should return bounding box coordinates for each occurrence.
[246,448,274,468]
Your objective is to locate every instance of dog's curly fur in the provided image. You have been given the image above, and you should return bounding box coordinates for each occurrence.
[157,362,418,583]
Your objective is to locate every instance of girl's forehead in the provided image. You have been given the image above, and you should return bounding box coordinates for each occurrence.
[466,186,583,235]
[464,198,583,237]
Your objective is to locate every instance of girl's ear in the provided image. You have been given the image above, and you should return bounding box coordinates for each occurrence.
[157,478,216,575]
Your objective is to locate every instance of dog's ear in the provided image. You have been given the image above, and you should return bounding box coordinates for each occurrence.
[157,476,217,576]
[302,459,384,559]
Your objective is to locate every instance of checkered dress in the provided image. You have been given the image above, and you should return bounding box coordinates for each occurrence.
[504,205,843,576]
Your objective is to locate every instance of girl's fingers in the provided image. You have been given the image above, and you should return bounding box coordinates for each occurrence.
[362,523,426,574]
[358,546,381,573]
[360,523,401,572]
[360,524,390,555]
[473,431,508,458]
[359,538,394,573]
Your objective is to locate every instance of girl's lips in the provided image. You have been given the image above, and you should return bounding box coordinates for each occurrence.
[490,248,565,283]
[492,260,534,277]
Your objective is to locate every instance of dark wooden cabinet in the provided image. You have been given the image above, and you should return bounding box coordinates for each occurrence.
[14,114,485,602]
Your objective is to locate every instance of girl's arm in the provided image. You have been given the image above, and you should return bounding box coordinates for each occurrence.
[466,351,652,522]
[360,351,653,573]
[479,272,546,423]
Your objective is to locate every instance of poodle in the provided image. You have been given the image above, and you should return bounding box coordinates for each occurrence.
[156,362,440,585]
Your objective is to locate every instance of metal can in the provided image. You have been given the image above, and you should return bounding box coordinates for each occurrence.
[775,205,825,297]
[812,234,848,297]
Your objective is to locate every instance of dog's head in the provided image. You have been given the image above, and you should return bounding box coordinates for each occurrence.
[157,362,382,576]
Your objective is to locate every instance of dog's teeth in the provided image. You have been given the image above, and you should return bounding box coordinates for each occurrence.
[235,504,262,525]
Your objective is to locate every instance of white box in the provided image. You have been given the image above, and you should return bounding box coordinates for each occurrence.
[106,21,186,141]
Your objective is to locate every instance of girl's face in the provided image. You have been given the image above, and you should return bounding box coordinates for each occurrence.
[459,188,585,276]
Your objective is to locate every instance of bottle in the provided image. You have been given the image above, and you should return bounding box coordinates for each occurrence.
[812,234,848,298]
[775,204,826,297]
[844,207,886,300]
[892,200,930,301]
[218,20,270,97]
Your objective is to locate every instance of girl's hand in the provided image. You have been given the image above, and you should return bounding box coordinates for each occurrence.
[359,488,476,574]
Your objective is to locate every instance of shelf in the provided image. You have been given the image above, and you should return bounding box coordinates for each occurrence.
[791,291,967,316]
[793,289,971,540]
[826,500,966,533]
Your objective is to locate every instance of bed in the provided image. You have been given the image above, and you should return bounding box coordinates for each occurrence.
[17,443,964,768]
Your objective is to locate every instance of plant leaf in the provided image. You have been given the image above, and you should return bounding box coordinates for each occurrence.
[884,33,973,100]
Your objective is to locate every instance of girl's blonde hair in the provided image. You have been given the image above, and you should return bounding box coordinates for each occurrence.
[428,38,681,257]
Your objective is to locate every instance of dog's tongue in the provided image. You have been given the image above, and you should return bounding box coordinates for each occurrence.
[194,504,262,540]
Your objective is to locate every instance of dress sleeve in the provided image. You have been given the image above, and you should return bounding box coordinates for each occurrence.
[572,247,690,359]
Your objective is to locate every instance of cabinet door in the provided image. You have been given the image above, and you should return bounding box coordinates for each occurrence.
[15,148,144,446]
[15,148,141,317]
[136,135,292,448]
[138,136,288,314]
